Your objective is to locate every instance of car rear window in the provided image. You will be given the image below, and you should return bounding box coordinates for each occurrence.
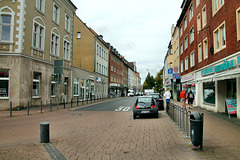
[138,97,152,103]
[150,94,160,99]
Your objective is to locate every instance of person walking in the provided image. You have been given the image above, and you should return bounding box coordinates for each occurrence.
[164,89,171,112]
[187,90,194,109]
[180,89,187,110]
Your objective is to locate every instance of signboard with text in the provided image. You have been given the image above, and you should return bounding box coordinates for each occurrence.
[225,99,237,118]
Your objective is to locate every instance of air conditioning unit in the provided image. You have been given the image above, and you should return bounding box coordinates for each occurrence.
[61,95,67,103]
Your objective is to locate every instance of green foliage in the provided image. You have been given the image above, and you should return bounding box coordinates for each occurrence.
[143,69,163,93]
[143,72,155,90]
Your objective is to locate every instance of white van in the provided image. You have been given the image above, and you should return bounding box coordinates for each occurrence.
[128,90,134,96]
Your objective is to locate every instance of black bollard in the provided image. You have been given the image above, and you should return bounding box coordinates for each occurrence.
[40,100,42,113]
[27,101,29,115]
[50,100,52,112]
[63,99,65,109]
[10,101,12,117]
[40,122,50,143]
[71,98,73,108]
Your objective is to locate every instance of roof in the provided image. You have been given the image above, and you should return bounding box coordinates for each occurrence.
[176,0,192,27]
[89,28,109,49]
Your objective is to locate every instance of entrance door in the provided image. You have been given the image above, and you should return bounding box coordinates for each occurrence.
[227,79,236,98]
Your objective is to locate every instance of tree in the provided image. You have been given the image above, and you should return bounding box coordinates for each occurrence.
[155,69,163,92]
[143,72,155,90]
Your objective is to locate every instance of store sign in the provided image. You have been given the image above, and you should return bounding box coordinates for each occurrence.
[201,67,214,76]
[225,99,237,115]
[110,83,120,87]
[215,60,235,73]
[181,73,195,83]
[89,75,94,80]
[238,56,240,65]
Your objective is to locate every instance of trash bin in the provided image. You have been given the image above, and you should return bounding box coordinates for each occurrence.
[190,111,204,149]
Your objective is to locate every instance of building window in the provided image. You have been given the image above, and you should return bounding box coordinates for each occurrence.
[184,16,187,30]
[202,6,207,28]
[185,56,188,71]
[63,39,70,60]
[236,8,240,41]
[197,14,201,32]
[196,0,200,7]
[184,35,188,50]
[203,82,215,104]
[190,27,194,43]
[53,3,60,24]
[203,38,208,59]
[181,61,183,73]
[0,7,14,43]
[180,25,182,37]
[180,42,183,54]
[77,32,81,39]
[65,13,70,32]
[198,43,202,62]
[50,32,60,56]
[213,22,226,53]
[51,75,57,97]
[99,64,101,73]
[189,4,193,21]
[213,0,224,16]
[73,78,79,96]
[33,72,41,97]
[32,22,45,50]
[190,51,195,67]
[36,0,45,13]
[111,76,113,82]
[0,70,9,98]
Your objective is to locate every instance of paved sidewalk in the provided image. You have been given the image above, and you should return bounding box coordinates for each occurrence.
[0,98,240,159]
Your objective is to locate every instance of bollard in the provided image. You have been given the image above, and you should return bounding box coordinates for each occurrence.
[10,101,12,117]
[82,98,83,105]
[40,100,42,113]
[50,100,52,112]
[27,101,30,115]
[77,98,79,106]
[186,111,191,138]
[87,98,88,104]
[63,99,65,109]
[40,122,50,143]
[71,98,73,108]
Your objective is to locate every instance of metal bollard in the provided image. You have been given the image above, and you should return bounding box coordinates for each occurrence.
[186,111,191,138]
[71,98,73,108]
[40,100,42,113]
[50,100,52,112]
[10,101,12,117]
[82,98,84,105]
[40,122,50,143]
[77,98,79,106]
[27,101,30,115]
[63,99,65,109]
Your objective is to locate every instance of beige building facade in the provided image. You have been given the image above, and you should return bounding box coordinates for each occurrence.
[0,0,76,110]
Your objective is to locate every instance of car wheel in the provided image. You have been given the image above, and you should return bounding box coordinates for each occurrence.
[133,113,137,119]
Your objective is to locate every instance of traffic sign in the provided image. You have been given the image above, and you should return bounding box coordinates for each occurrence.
[173,67,179,73]
[173,73,180,79]
[168,68,173,74]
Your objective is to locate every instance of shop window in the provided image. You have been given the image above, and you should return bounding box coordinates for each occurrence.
[203,82,215,104]
[0,70,9,98]
[33,72,41,97]
[73,78,79,96]
[51,75,57,97]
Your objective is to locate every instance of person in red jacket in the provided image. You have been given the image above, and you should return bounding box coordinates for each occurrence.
[180,89,187,109]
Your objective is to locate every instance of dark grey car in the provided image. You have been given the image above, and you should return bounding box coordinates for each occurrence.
[133,96,159,119]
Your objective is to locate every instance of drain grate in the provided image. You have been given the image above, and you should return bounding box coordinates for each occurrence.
[43,143,66,160]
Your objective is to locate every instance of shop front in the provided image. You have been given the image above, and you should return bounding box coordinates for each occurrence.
[196,55,240,118]
[181,73,196,105]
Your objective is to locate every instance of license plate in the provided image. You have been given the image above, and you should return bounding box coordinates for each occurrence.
[141,111,150,113]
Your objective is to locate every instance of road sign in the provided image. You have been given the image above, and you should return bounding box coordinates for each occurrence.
[173,73,180,79]
[168,68,173,74]
[173,67,179,73]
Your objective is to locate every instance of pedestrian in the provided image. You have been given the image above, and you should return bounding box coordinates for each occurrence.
[164,89,171,112]
[180,89,187,110]
[187,90,194,109]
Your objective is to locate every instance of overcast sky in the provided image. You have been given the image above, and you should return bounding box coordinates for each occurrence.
[71,0,183,84]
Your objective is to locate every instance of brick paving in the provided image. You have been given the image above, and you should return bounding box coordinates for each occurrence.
[0,98,240,160]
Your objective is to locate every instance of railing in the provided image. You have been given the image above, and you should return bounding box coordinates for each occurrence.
[167,102,191,139]
[8,94,115,117]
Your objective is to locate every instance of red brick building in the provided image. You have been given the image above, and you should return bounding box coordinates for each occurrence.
[177,0,240,117]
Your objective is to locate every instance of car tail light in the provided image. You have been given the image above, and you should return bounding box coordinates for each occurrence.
[151,105,156,108]
[158,99,162,102]
[135,105,139,109]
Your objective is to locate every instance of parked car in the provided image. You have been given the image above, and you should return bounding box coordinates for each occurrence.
[133,96,159,119]
[148,93,164,110]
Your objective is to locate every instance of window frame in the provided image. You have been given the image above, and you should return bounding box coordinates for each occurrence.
[63,38,71,60]
[50,31,60,57]
[180,42,183,54]
[213,22,226,53]
[181,61,184,73]
[65,13,70,33]
[73,78,79,96]
[0,7,14,43]
[203,38,208,59]
[0,69,9,99]
[190,26,194,44]
[212,0,224,16]
[184,35,188,50]
[236,7,240,41]
[33,72,41,98]
[36,0,45,13]
[198,43,202,63]
[53,2,60,25]
[190,51,195,67]
[184,16,187,30]
[189,4,193,21]
[185,56,189,71]
[51,75,57,97]
[197,14,201,33]
[202,5,207,28]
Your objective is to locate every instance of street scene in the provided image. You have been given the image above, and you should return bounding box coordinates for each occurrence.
[1,97,240,160]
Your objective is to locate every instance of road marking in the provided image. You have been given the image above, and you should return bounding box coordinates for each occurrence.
[115,106,131,112]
